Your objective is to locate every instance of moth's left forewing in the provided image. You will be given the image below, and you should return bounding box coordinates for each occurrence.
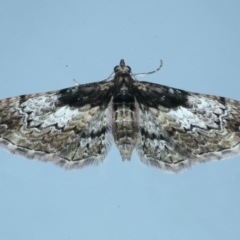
[0,80,114,169]
[134,81,240,172]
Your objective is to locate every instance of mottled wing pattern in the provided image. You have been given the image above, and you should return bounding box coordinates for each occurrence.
[134,81,240,172]
[0,81,113,169]
[1,59,240,172]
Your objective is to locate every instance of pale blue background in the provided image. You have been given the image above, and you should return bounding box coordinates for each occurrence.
[1,1,240,239]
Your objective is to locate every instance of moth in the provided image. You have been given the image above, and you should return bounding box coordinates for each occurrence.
[0,59,240,172]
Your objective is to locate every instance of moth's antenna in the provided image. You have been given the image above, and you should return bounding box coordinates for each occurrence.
[131,60,163,77]
[73,79,80,85]
[106,71,115,81]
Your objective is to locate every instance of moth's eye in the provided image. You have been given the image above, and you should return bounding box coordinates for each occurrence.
[114,66,119,72]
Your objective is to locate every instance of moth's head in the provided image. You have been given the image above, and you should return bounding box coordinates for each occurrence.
[114,59,131,75]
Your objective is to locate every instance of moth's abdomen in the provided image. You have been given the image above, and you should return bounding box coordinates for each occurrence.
[112,100,137,160]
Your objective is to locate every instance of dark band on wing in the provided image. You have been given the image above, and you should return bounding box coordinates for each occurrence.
[134,82,189,108]
[57,83,112,108]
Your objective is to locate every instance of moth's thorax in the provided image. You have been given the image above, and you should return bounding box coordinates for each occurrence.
[113,74,133,93]
[113,59,133,96]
